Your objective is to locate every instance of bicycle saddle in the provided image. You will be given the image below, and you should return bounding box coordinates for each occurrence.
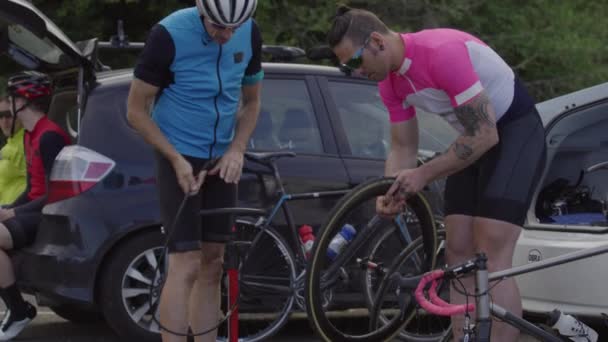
[245,151,296,164]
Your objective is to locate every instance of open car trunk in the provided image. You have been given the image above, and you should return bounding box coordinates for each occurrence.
[515,94,608,317]
[531,99,608,231]
[0,0,99,140]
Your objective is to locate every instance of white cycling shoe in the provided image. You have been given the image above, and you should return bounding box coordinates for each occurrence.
[0,303,36,340]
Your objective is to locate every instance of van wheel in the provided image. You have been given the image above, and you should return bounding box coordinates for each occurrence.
[49,304,104,324]
[99,229,166,342]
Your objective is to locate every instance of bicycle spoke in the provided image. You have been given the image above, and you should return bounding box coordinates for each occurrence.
[217,222,296,342]
[240,277,292,295]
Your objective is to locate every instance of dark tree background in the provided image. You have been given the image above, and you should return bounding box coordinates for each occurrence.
[1,0,606,101]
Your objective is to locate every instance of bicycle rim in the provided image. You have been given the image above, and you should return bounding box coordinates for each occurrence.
[217,221,297,342]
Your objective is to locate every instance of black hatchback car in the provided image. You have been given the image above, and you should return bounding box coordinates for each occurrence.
[1,1,456,340]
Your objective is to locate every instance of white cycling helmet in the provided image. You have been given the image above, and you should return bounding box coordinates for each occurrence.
[196,0,258,27]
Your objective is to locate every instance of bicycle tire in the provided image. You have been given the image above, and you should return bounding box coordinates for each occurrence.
[217,220,297,342]
[365,230,451,341]
[305,177,438,342]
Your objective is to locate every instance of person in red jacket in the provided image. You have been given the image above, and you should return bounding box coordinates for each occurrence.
[0,71,71,340]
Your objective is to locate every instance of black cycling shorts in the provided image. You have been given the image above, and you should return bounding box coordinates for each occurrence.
[444,107,546,226]
[156,152,237,253]
[4,212,42,250]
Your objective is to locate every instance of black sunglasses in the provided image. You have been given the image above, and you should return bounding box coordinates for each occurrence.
[0,111,11,119]
[341,36,371,71]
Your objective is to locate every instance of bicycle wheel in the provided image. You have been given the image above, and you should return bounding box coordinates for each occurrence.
[217,219,297,342]
[365,230,451,341]
[306,177,438,342]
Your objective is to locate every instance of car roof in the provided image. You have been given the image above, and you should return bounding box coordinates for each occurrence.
[94,63,354,87]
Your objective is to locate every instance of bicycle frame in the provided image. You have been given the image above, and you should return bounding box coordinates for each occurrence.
[483,242,608,341]
[320,215,415,288]
[201,158,417,299]
[240,159,416,275]
[200,159,350,298]
[411,242,608,341]
[263,189,349,265]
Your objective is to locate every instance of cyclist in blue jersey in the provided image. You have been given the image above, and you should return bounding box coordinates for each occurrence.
[127,1,262,341]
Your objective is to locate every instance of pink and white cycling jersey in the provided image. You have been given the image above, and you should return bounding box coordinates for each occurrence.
[379,29,519,133]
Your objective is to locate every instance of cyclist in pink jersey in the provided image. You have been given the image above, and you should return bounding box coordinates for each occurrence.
[328,6,546,342]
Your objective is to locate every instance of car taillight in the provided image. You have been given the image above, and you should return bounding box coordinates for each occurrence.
[47,145,116,204]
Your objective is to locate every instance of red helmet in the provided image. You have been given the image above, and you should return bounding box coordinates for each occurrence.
[7,71,52,101]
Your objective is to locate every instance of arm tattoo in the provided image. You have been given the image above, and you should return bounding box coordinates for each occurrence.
[454,142,473,160]
[454,93,495,137]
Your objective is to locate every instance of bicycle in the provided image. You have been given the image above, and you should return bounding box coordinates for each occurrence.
[378,241,608,341]
[305,177,441,341]
[306,176,606,341]
[198,152,437,341]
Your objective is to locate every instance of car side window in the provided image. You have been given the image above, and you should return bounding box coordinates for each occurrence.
[328,82,458,158]
[328,82,391,158]
[249,79,323,154]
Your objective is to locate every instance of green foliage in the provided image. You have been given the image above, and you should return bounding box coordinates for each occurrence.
[438,0,608,100]
[1,0,606,101]
[256,0,335,48]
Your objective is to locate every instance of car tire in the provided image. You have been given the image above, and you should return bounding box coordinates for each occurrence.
[49,304,104,324]
[99,229,165,342]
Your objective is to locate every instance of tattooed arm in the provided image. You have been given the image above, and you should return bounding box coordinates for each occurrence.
[418,91,499,182]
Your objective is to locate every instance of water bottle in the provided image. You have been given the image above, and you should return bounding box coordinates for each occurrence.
[327,224,357,260]
[298,225,315,260]
[546,309,598,342]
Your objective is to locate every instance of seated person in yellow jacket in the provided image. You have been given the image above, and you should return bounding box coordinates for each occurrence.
[0,96,26,206]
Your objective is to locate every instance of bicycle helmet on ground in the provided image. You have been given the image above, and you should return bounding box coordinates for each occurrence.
[196,0,258,27]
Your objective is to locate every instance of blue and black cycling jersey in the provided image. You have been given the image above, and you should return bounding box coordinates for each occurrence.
[134,7,264,159]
